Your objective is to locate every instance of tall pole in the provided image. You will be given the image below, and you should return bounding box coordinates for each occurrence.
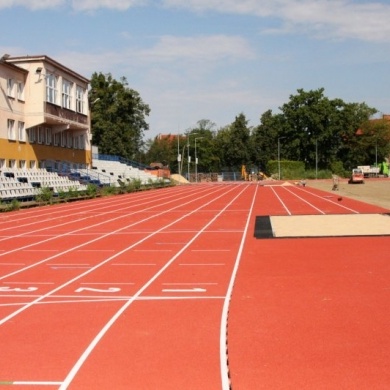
[278,137,284,180]
[375,139,378,168]
[177,132,182,176]
[195,137,203,183]
[278,137,287,180]
[187,135,190,180]
[315,139,318,179]
[186,131,198,181]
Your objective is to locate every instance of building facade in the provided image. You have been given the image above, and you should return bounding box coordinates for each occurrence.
[0,54,91,172]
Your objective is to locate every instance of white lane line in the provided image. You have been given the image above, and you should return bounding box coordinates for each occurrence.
[23,249,59,252]
[156,242,187,245]
[0,185,216,275]
[0,381,62,386]
[77,250,116,252]
[59,184,247,389]
[0,296,226,307]
[133,249,173,252]
[220,184,259,390]
[162,288,206,293]
[51,267,92,269]
[0,185,199,240]
[162,283,218,285]
[3,282,54,285]
[179,263,225,266]
[282,186,326,214]
[111,263,157,266]
[47,264,90,266]
[295,186,360,213]
[191,249,231,252]
[80,283,135,285]
[270,186,291,215]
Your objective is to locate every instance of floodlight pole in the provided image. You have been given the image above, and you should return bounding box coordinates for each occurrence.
[195,137,204,182]
[278,137,286,180]
[186,132,198,181]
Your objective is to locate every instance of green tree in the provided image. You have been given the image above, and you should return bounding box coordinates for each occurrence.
[251,110,281,172]
[188,120,220,173]
[266,88,377,170]
[89,73,150,160]
[355,118,390,166]
[144,134,178,170]
[215,113,251,171]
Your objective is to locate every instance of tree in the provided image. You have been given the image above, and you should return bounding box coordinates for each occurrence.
[251,110,281,171]
[188,120,220,173]
[215,113,251,171]
[144,134,177,168]
[355,118,390,166]
[89,73,150,160]
[265,88,377,170]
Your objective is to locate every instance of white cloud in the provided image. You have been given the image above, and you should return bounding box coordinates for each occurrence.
[0,0,64,9]
[0,0,147,10]
[71,0,148,11]
[2,0,390,42]
[136,35,255,64]
[56,34,255,77]
[162,0,390,42]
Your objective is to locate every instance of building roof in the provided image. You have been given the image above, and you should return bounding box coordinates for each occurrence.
[5,54,89,83]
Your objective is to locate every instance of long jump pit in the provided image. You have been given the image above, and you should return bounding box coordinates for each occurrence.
[254,213,390,239]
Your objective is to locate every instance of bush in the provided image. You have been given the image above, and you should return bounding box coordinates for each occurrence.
[86,183,98,198]
[304,169,333,179]
[330,161,349,178]
[6,199,21,211]
[36,187,53,203]
[101,185,117,196]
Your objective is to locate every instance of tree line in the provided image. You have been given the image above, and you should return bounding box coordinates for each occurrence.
[89,73,390,177]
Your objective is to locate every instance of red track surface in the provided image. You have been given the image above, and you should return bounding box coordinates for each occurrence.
[0,182,389,389]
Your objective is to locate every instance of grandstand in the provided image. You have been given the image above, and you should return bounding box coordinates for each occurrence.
[91,157,160,186]
[0,167,88,202]
[0,156,167,203]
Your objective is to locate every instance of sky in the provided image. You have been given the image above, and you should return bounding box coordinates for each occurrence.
[1,0,390,140]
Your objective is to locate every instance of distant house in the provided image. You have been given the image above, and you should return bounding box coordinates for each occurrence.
[0,54,91,172]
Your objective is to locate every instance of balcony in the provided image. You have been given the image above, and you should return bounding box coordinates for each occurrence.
[45,102,88,128]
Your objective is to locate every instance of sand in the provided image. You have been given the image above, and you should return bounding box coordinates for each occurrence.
[306,178,390,211]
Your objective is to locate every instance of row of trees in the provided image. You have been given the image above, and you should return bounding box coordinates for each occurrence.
[89,74,390,176]
[145,89,390,175]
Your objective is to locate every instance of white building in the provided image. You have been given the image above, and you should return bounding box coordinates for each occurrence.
[0,54,91,172]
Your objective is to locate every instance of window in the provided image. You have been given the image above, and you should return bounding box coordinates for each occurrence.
[9,159,16,169]
[17,82,25,100]
[7,119,15,140]
[46,74,57,104]
[54,132,60,146]
[28,127,36,143]
[62,80,72,109]
[46,128,52,145]
[7,79,15,97]
[73,135,79,149]
[18,121,26,142]
[79,134,85,150]
[37,126,45,144]
[76,86,84,114]
[67,132,72,148]
[61,131,66,147]
[29,160,36,169]
[19,160,26,169]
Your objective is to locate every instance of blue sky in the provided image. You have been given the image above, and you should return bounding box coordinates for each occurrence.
[1,0,390,140]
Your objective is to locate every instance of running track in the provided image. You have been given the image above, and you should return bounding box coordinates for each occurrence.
[0,182,389,389]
